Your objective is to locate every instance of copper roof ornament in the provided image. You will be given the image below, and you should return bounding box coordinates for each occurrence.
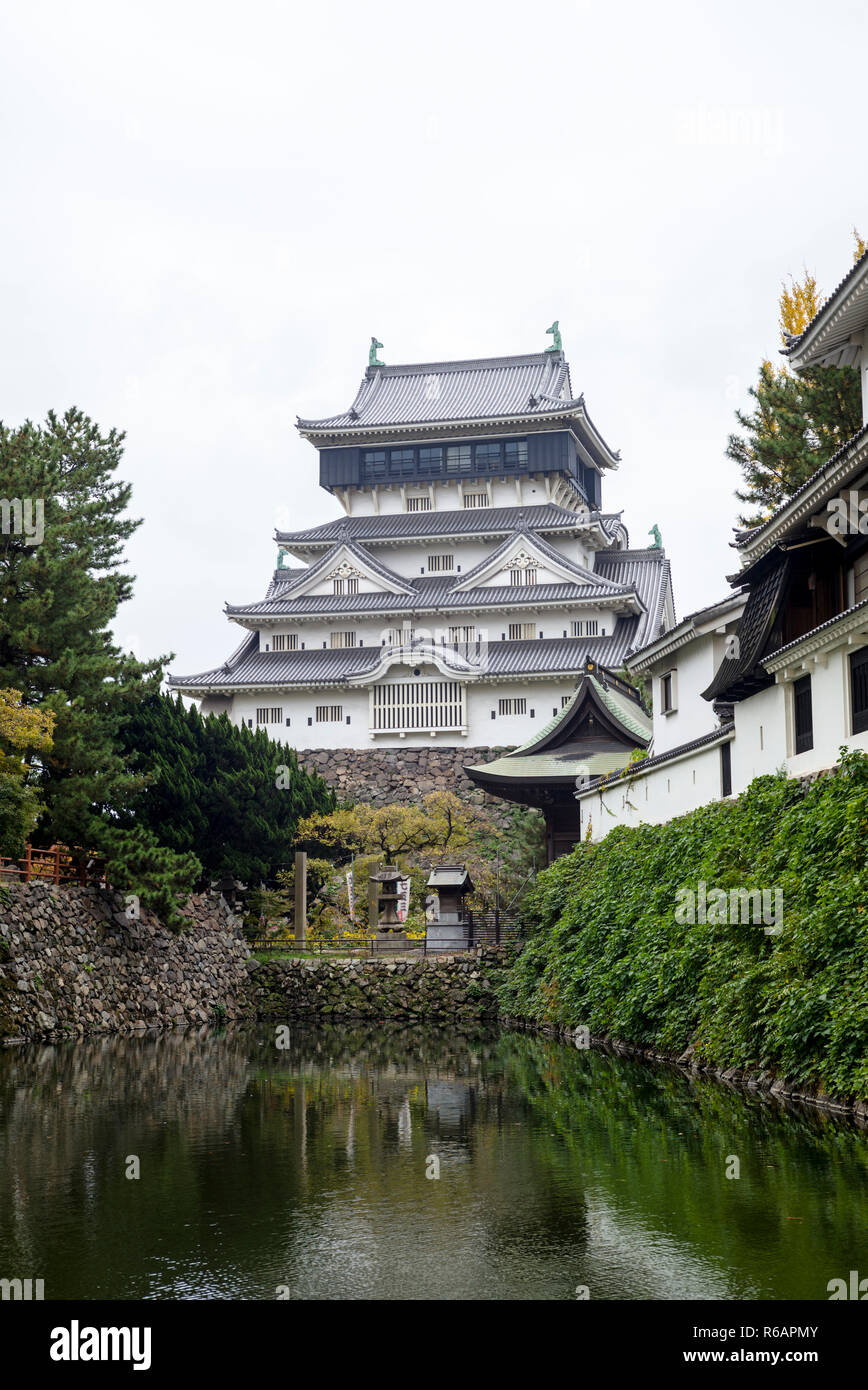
[545,320,563,354]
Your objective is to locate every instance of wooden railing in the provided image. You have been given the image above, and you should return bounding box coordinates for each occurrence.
[0,843,105,886]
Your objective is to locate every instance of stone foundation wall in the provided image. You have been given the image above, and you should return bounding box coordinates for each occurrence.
[249,946,519,1023]
[299,745,516,822]
[0,882,253,1041]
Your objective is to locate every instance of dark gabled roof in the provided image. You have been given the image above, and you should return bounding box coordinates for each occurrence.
[168,628,646,694]
[732,422,868,567]
[595,548,672,649]
[626,590,745,672]
[296,351,619,457]
[225,576,635,620]
[466,666,651,790]
[452,528,633,595]
[225,538,663,627]
[580,722,735,794]
[702,554,790,702]
[265,567,306,596]
[276,503,624,549]
[782,247,868,369]
[264,539,414,601]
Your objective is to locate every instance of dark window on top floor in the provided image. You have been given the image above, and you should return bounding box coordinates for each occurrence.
[418,446,443,476]
[851,648,868,734]
[358,436,530,483]
[362,449,386,480]
[793,674,813,754]
[446,444,472,474]
[504,439,528,469]
[388,448,415,477]
[475,441,502,470]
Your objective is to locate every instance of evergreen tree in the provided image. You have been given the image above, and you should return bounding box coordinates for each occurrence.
[0,408,200,920]
[0,688,54,856]
[118,694,335,884]
[728,234,864,526]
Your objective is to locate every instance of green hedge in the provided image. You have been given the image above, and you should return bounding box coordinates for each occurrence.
[498,748,868,1099]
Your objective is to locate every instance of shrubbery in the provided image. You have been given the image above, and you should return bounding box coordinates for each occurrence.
[499,749,868,1099]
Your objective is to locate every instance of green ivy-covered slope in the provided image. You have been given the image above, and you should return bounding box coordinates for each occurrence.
[499,749,868,1100]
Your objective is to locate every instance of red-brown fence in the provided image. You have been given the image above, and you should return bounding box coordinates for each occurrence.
[0,843,105,886]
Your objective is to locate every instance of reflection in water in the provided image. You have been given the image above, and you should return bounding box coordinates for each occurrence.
[0,1024,866,1300]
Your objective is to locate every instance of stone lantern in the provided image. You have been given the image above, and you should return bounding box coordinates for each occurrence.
[424,865,474,952]
[369,865,408,951]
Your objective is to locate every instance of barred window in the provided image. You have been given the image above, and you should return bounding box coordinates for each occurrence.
[256,707,284,724]
[509,567,538,586]
[508,622,537,640]
[463,492,489,509]
[427,553,454,572]
[330,631,357,648]
[571,619,598,636]
[498,698,527,716]
[272,633,298,651]
[384,626,415,646]
[406,496,432,512]
[315,705,343,722]
[448,625,477,643]
[333,578,359,595]
[372,680,464,732]
[561,694,572,708]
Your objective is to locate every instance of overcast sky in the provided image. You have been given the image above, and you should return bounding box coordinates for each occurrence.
[2,0,866,678]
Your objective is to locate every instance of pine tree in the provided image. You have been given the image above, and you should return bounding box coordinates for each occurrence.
[0,409,200,920]
[118,694,335,885]
[728,234,864,526]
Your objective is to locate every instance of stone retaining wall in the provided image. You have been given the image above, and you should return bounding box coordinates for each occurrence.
[0,882,253,1040]
[0,881,521,1041]
[249,946,519,1022]
[299,745,516,822]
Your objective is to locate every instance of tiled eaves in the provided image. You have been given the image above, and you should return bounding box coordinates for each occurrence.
[783,247,868,365]
[734,424,868,568]
[577,722,735,796]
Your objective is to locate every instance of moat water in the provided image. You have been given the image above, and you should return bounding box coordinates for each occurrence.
[0,1024,865,1300]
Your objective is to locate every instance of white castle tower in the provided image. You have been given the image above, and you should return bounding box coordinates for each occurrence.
[170,335,673,751]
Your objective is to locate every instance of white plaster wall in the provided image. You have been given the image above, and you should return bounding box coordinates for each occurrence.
[650,634,719,755]
[772,646,868,778]
[225,677,578,751]
[371,532,591,579]
[344,478,586,517]
[578,740,730,842]
[730,685,788,793]
[255,597,618,653]
[231,687,370,749]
